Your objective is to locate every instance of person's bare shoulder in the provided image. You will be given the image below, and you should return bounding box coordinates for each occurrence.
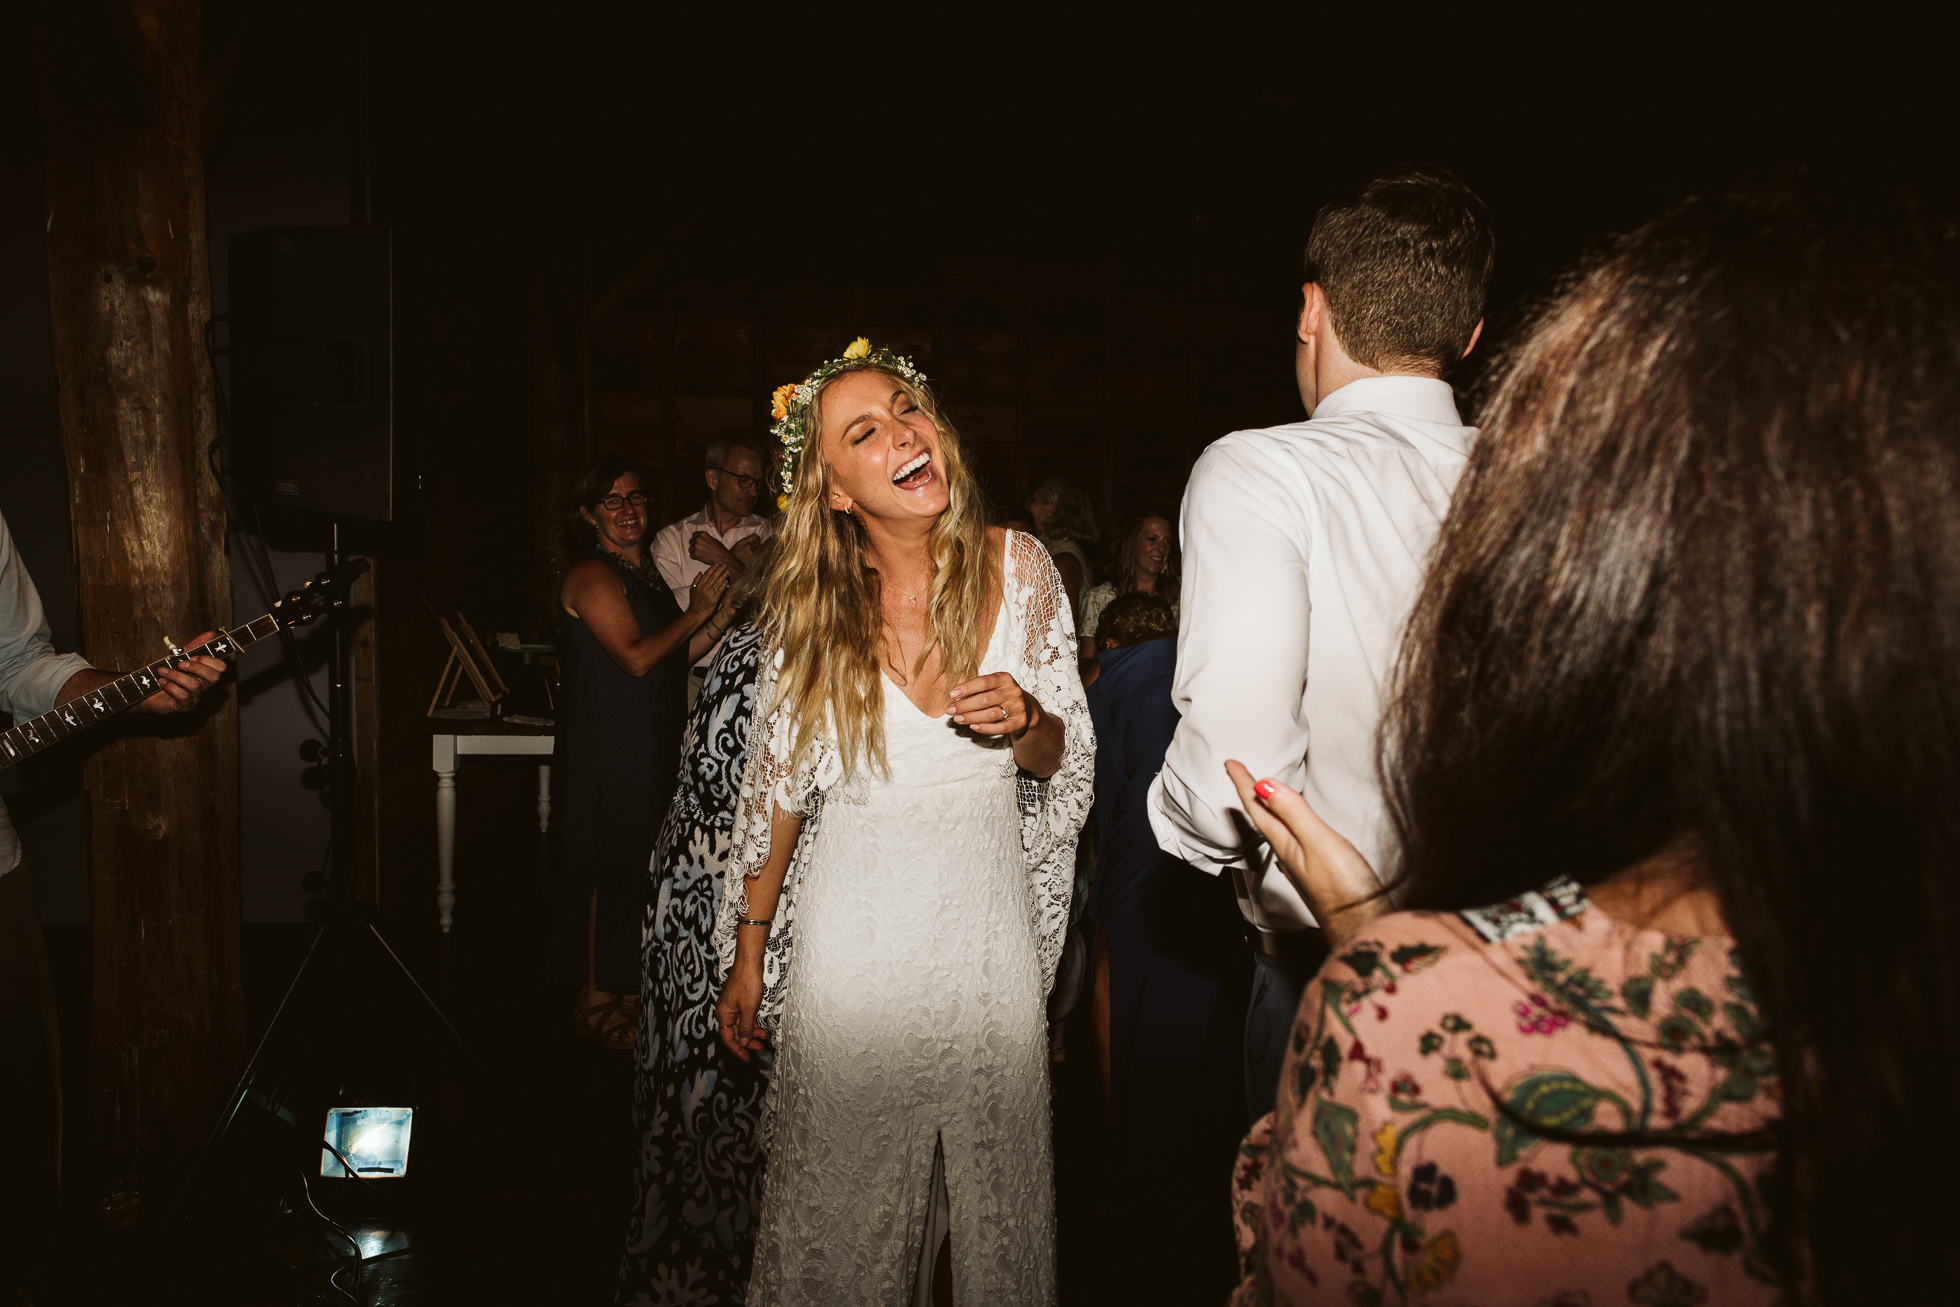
[560,557,615,611]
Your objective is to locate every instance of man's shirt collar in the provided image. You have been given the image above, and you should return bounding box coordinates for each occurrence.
[1311,375,1462,427]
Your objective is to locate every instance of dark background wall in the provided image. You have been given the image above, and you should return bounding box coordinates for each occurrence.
[203,4,348,924]
[1,26,86,924]
[5,4,1950,929]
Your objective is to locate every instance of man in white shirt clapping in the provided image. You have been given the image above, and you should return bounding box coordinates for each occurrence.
[1149,167,1496,1120]
[651,437,774,704]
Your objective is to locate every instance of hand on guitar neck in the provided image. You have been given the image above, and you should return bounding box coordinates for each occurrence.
[56,629,227,716]
[1,565,358,772]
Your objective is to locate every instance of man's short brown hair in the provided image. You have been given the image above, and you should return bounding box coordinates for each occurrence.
[1099,592,1177,647]
[1303,166,1495,373]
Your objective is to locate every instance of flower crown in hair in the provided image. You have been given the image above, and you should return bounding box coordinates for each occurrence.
[768,337,926,507]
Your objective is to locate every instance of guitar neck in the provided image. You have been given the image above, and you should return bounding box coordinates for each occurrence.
[0,613,283,769]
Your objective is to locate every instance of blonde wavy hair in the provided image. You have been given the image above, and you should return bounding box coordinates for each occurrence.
[754,361,996,781]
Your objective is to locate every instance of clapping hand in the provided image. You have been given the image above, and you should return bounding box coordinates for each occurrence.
[690,531,741,570]
[1224,760,1388,945]
[686,564,732,619]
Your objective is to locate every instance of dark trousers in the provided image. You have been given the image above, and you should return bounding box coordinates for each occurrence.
[1243,928,1330,1122]
[0,865,61,1292]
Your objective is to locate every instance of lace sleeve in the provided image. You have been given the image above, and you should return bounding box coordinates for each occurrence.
[1007,530,1097,995]
[711,642,839,1027]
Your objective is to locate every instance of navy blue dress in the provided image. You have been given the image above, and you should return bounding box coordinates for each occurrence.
[1086,637,1251,1304]
[551,552,689,994]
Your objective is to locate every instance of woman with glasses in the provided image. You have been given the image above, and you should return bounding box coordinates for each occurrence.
[551,456,737,1049]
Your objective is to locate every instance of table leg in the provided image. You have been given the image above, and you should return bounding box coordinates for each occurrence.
[537,763,552,833]
[433,735,457,933]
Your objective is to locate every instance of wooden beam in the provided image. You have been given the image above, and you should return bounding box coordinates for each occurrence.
[39,0,242,1200]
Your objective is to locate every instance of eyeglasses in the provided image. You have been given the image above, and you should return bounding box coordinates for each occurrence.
[712,468,762,492]
[596,492,648,511]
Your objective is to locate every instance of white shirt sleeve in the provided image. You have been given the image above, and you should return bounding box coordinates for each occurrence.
[650,521,691,601]
[0,514,89,721]
[1148,437,1317,923]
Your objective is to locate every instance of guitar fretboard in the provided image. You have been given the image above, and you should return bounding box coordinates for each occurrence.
[0,613,283,769]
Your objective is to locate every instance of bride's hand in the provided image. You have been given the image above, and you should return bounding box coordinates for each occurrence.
[1225,760,1389,946]
[948,672,1041,737]
[715,964,770,1062]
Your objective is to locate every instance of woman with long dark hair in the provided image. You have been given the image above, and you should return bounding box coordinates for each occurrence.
[551,456,734,1048]
[1224,185,1960,1304]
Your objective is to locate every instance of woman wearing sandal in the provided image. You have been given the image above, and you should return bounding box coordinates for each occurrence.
[550,456,737,1049]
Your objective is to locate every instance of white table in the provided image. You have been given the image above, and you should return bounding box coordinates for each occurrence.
[429,730,554,933]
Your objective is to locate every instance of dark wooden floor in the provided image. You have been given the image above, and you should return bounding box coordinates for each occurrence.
[31,756,1168,1306]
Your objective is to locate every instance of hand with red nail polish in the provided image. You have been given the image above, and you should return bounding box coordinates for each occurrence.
[1225,759,1387,945]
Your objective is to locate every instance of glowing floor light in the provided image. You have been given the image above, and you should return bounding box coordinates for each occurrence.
[322,1106,415,1178]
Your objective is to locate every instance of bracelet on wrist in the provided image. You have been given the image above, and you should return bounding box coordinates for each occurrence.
[737,917,773,927]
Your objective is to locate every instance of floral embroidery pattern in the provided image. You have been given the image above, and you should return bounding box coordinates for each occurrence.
[1232,890,1784,1307]
[1627,1260,1708,1306]
[1407,1162,1456,1211]
[1413,1009,1497,1086]
[1516,991,1573,1035]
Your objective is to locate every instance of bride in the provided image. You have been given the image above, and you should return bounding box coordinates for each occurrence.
[712,340,1093,1304]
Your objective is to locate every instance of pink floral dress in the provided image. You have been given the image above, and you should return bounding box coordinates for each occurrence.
[1229,879,1789,1306]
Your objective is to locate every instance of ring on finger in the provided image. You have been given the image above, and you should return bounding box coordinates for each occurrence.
[999,705,1008,721]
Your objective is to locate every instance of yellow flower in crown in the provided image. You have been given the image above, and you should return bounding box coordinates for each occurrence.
[766,338,928,496]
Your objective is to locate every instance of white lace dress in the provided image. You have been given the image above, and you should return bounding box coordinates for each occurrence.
[713,530,1094,1306]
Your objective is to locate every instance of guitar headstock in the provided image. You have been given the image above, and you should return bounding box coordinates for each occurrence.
[272,558,372,631]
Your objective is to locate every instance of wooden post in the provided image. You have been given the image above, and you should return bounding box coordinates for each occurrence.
[39,0,241,1206]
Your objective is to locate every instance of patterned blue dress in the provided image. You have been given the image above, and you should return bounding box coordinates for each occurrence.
[618,623,769,1306]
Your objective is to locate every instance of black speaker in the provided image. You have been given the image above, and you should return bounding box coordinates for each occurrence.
[229,226,395,522]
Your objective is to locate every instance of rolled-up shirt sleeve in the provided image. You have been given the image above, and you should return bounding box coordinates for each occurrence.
[0,514,89,721]
[1148,438,1316,923]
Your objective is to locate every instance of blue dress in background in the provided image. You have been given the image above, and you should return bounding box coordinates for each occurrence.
[551,553,689,993]
[1086,636,1251,1305]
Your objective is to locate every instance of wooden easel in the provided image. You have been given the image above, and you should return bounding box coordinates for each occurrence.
[424,601,509,716]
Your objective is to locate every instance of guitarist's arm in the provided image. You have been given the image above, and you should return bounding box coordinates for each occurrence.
[56,629,226,716]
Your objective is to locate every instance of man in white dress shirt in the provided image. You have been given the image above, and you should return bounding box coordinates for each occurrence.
[1149,167,1495,1119]
[650,437,774,701]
